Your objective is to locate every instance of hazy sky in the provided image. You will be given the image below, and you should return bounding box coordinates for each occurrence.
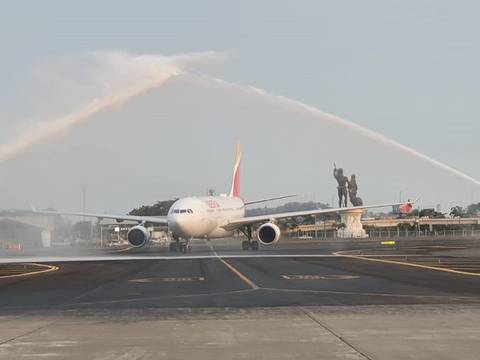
[0,1,479,212]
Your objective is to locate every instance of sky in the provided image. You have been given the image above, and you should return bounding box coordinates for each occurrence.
[0,0,479,213]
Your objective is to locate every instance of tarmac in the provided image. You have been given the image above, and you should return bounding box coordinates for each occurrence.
[1,237,480,359]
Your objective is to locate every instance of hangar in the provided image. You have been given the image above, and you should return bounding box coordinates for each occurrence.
[0,211,63,248]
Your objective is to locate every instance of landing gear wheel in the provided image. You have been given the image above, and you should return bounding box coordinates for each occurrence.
[241,241,250,251]
[250,241,259,251]
[169,242,178,252]
[179,243,192,254]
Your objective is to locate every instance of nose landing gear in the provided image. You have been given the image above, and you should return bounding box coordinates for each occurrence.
[179,242,192,254]
[169,234,192,253]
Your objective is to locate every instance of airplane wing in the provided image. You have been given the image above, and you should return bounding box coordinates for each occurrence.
[221,201,414,231]
[30,207,168,225]
[244,194,297,206]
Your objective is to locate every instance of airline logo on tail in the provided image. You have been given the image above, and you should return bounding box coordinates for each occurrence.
[399,202,414,214]
[229,143,241,198]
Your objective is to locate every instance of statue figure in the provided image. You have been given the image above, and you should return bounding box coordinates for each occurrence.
[348,174,357,203]
[333,164,349,208]
[348,174,363,206]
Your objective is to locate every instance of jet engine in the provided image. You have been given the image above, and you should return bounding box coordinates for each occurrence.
[127,225,150,248]
[257,222,281,245]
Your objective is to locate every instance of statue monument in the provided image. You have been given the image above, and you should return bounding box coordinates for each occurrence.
[333,164,348,208]
[333,164,367,238]
[348,174,363,207]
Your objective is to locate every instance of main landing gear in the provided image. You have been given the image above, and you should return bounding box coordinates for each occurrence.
[240,226,259,251]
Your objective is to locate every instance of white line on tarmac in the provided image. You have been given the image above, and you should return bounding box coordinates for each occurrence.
[63,287,479,308]
[0,253,425,264]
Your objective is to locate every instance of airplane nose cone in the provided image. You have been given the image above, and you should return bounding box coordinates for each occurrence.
[171,215,189,236]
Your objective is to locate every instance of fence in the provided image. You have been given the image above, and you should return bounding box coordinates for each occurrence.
[292,229,480,239]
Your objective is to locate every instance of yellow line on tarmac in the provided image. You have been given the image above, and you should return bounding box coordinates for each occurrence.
[334,251,480,277]
[0,263,59,279]
[218,258,259,290]
[115,246,133,252]
[205,239,259,290]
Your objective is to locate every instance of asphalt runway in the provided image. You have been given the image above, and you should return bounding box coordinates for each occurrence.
[2,237,480,359]
[2,238,480,310]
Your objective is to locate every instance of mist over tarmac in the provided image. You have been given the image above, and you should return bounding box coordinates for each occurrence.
[0,51,479,212]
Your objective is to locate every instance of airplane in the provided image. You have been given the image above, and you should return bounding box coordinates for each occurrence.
[32,144,414,253]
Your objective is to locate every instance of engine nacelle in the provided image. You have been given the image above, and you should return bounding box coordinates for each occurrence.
[257,222,281,245]
[127,225,150,248]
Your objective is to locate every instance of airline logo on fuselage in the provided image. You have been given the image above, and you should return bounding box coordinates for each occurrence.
[205,199,220,208]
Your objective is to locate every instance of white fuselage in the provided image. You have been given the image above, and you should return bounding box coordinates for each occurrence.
[167,196,245,239]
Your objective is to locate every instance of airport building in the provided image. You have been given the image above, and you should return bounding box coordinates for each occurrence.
[0,211,63,248]
[0,210,168,250]
[296,216,480,239]
[0,219,46,249]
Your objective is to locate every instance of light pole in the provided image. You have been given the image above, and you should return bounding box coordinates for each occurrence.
[81,183,87,214]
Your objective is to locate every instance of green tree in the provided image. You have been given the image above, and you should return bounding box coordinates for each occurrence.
[466,202,480,217]
[450,206,465,218]
[129,200,177,216]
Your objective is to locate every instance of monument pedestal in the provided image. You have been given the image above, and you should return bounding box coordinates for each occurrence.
[337,209,368,238]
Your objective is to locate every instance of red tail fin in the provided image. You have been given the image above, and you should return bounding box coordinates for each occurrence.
[399,202,414,214]
[229,143,241,197]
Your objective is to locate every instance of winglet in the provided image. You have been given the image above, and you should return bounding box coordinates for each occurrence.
[229,143,242,197]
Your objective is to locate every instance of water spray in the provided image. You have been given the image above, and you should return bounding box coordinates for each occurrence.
[1,52,478,188]
[0,51,224,164]
[186,73,480,188]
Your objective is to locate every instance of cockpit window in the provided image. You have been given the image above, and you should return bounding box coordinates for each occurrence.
[175,209,193,214]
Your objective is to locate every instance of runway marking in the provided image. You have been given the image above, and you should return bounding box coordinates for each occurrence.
[334,251,480,277]
[129,276,205,283]
[206,240,259,290]
[218,258,259,289]
[0,263,59,279]
[0,253,426,264]
[2,286,479,310]
[52,289,480,308]
[260,287,480,301]
[281,274,360,280]
[64,288,257,307]
[115,246,133,252]
[63,287,479,308]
